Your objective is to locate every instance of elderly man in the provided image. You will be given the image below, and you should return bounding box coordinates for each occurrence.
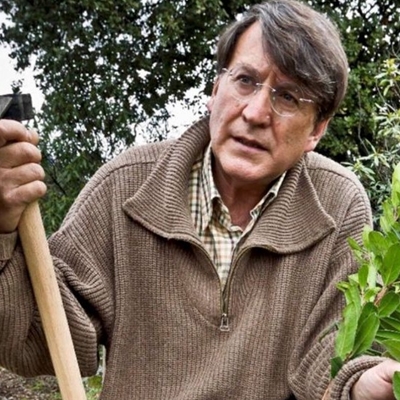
[0,0,398,398]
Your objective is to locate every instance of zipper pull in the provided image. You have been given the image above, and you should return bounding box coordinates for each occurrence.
[220,313,230,332]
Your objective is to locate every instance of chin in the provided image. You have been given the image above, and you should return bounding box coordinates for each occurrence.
[224,167,269,185]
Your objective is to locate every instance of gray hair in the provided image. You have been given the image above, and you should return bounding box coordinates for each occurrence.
[216,0,349,121]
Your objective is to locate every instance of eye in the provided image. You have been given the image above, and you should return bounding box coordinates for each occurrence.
[274,88,300,105]
[235,73,257,87]
[229,66,258,84]
[229,69,259,96]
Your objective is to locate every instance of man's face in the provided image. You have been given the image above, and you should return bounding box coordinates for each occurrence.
[207,22,329,191]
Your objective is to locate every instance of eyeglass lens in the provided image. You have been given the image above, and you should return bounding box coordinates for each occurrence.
[224,66,311,117]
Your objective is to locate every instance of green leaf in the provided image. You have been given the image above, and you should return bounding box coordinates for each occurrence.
[376,329,400,342]
[381,244,400,286]
[380,200,396,234]
[348,273,360,285]
[394,371,400,400]
[364,287,381,303]
[392,226,400,242]
[335,302,359,360]
[330,356,343,379]
[348,237,363,253]
[86,374,103,390]
[337,281,350,293]
[362,225,373,250]
[392,164,400,208]
[337,280,362,315]
[395,284,400,294]
[352,303,379,357]
[392,189,400,210]
[369,231,389,256]
[381,316,400,331]
[367,261,378,289]
[387,230,400,247]
[358,264,369,289]
[381,339,400,361]
[378,292,400,317]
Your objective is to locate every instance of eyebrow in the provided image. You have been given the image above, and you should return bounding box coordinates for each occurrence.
[234,63,260,76]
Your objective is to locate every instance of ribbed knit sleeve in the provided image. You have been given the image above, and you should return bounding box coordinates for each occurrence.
[0,181,111,378]
[287,153,374,399]
[330,356,387,399]
[0,149,132,377]
[0,232,18,262]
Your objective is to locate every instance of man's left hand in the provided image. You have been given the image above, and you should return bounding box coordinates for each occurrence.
[351,359,400,400]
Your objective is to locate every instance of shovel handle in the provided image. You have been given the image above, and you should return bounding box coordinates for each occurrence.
[19,201,87,400]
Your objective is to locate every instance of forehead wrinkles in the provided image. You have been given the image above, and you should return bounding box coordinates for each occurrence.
[228,23,269,66]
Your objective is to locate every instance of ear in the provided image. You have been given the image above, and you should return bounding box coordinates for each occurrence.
[206,78,221,113]
[304,118,330,153]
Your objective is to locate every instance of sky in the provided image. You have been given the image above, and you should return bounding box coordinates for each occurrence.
[0,42,44,111]
[0,10,43,112]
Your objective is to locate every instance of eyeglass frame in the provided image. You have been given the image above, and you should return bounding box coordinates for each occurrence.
[221,65,316,118]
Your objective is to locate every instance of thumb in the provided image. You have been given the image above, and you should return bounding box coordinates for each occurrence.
[379,359,400,383]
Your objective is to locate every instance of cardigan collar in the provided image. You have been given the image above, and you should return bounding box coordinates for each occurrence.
[122,116,336,254]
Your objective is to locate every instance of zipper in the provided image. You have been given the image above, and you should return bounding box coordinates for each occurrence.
[189,240,247,333]
[220,312,230,332]
[219,282,230,332]
[218,247,247,333]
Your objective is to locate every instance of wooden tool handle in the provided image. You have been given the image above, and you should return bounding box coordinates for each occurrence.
[19,201,87,400]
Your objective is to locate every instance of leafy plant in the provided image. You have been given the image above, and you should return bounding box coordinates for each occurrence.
[346,58,400,223]
[330,162,400,398]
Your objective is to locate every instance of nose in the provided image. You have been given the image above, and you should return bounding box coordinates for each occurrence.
[241,87,273,126]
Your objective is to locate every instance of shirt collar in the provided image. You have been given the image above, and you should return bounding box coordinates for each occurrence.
[199,144,286,232]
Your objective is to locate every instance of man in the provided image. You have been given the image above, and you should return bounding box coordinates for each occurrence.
[0,0,398,399]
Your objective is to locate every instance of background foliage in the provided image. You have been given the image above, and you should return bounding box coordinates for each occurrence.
[346,57,400,221]
[0,0,399,233]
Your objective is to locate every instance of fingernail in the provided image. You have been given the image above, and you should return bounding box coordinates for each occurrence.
[26,128,32,142]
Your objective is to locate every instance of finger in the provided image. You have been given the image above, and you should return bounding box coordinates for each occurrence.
[0,119,37,147]
[28,128,39,145]
[0,163,46,216]
[0,181,47,233]
[1,163,45,187]
[0,141,42,168]
[0,179,47,210]
[381,359,400,383]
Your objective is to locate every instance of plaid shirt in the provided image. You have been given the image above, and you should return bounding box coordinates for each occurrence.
[188,145,285,287]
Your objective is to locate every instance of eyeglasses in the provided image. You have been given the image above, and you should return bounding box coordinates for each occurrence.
[222,65,315,117]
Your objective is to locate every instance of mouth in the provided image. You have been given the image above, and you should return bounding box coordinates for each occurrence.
[235,137,266,151]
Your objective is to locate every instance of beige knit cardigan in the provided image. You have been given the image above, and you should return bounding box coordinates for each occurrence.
[0,117,383,399]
